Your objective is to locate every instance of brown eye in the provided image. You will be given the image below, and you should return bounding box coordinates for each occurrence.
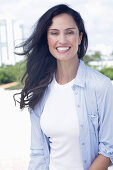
[67,31,74,35]
[50,32,58,35]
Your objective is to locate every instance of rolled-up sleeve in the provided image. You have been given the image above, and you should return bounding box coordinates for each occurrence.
[97,79,113,163]
[28,108,47,170]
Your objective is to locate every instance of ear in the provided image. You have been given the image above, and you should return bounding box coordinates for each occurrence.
[78,32,83,45]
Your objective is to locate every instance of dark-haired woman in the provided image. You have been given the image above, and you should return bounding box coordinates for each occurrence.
[15,4,113,170]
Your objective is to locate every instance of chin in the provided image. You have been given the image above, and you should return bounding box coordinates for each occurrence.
[57,57,75,62]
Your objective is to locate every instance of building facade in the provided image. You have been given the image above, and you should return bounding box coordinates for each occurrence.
[0,15,24,66]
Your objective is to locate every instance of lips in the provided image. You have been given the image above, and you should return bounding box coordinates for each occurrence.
[56,47,71,53]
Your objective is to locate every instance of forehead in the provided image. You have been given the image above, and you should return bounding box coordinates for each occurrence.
[49,13,77,29]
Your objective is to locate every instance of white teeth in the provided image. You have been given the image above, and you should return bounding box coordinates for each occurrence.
[57,47,70,51]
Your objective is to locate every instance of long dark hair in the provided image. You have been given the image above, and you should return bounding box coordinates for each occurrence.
[14,4,88,109]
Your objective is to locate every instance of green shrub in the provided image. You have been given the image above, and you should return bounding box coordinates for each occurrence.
[0,70,16,84]
[99,67,113,80]
[0,60,26,85]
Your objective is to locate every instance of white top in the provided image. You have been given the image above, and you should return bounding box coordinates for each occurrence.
[40,74,84,170]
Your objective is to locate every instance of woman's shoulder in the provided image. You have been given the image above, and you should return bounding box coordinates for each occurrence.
[85,65,111,91]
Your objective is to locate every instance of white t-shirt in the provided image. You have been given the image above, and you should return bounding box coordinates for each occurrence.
[40,74,84,170]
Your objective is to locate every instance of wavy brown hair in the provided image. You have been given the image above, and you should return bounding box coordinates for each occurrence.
[14,4,88,109]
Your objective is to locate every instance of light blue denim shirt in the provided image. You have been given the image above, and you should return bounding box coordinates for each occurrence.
[28,60,113,170]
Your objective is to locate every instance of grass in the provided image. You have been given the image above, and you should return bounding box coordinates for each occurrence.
[7,82,24,90]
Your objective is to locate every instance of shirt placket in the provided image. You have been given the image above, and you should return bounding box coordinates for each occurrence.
[72,84,91,170]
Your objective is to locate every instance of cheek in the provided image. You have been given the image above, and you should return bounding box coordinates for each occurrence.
[70,36,79,45]
[47,36,55,49]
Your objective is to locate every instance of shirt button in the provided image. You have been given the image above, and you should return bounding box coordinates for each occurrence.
[82,142,85,145]
[72,84,76,90]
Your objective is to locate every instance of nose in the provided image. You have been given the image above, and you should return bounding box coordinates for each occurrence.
[58,33,67,44]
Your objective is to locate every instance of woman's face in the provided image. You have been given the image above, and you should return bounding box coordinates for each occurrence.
[47,13,82,62]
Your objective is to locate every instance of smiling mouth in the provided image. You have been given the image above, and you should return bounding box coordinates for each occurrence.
[56,47,71,53]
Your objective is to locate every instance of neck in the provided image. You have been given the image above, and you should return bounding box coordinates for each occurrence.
[55,57,79,85]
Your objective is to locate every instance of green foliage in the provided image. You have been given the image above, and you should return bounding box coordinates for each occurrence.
[83,55,92,64]
[0,70,16,84]
[0,60,26,85]
[84,51,101,64]
[99,67,113,80]
[8,82,24,90]
[84,50,113,80]
[92,51,101,61]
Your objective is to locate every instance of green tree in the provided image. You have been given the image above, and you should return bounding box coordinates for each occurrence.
[84,51,102,64]
[83,55,92,64]
[100,67,113,80]
[92,51,101,61]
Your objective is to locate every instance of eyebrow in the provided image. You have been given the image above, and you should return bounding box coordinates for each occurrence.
[48,27,77,31]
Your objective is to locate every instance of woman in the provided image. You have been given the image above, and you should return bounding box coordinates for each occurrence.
[15,4,113,170]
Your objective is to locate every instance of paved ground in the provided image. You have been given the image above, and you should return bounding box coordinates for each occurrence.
[0,82,19,89]
[0,89,30,170]
[0,88,113,170]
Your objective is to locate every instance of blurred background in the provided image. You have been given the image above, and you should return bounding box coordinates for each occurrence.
[0,0,113,169]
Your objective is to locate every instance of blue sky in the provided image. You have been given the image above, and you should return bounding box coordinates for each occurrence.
[1,0,113,55]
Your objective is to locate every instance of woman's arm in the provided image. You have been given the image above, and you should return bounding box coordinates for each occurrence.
[88,79,113,170]
[89,154,111,170]
[28,108,48,170]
